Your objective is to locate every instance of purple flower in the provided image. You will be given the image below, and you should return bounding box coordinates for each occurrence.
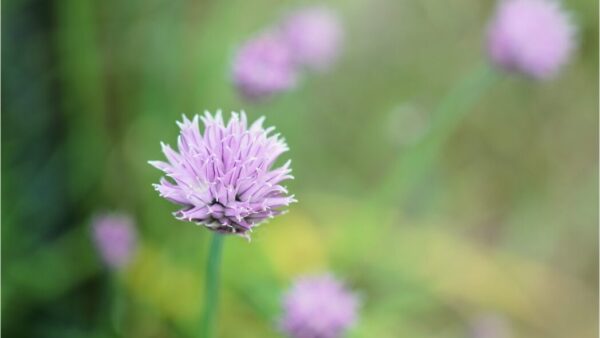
[92,213,137,270]
[280,274,359,338]
[487,0,576,79]
[281,7,343,71]
[232,32,298,101]
[149,111,295,238]
[469,314,511,338]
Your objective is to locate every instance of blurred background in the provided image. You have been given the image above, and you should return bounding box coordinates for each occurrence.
[2,0,598,337]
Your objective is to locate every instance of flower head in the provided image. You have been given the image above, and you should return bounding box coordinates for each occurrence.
[469,314,511,338]
[281,6,343,71]
[486,0,576,79]
[149,111,295,238]
[92,213,137,270]
[281,274,359,338]
[233,32,298,101]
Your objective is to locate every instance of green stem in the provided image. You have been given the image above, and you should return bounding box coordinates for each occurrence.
[110,276,126,334]
[375,65,500,204]
[200,233,225,338]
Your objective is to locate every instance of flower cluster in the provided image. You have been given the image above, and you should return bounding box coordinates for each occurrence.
[149,111,296,237]
[232,32,299,101]
[232,6,343,101]
[281,7,344,72]
[280,274,359,338]
[91,212,138,270]
[469,314,511,338]
[486,0,576,79]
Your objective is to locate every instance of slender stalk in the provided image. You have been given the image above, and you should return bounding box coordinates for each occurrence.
[374,65,500,204]
[336,66,501,254]
[200,233,225,338]
[110,276,126,335]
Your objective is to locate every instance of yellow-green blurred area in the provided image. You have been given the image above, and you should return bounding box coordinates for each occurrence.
[2,0,598,337]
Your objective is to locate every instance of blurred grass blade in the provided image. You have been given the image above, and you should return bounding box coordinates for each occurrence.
[376,65,500,204]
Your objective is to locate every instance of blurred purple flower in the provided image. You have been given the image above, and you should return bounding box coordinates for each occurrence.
[469,314,511,338]
[149,111,295,238]
[281,6,343,71]
[487,0,576,79]
[232,32,298,101]
[92,213,137,270]
[281,274,359,338]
